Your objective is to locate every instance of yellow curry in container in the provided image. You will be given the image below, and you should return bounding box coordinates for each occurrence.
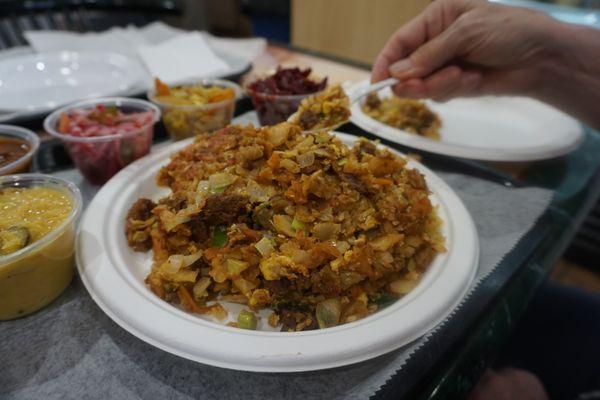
[148,78,240,141]
[0,174,82,320]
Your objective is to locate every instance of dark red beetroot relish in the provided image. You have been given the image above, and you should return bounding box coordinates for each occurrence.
[248,67,328,125]
[248,67,327,95]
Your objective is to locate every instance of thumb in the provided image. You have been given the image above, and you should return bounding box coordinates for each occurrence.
[389,26,462,80]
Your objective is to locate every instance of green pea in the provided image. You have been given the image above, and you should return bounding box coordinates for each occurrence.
[237,309,257,330]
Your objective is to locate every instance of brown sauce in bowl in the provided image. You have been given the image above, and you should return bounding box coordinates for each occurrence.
[0,137,30,170]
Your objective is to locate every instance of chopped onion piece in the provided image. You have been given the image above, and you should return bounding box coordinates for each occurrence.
[167,269,198,282]
[167,255,184,270]
[255,237,275,257]
[316,298,341,329]
[297,151,315,168]
[267,123,290,146]
[181,251,203,267]
[315,133,330,144]
[193,277,211,300]
[208,303,228,320]
[297,135,314,149]
[313,222,340,241]
[246,180,275,203]
[332,240,350,254]
[313,148,331,157]
[197,180,210,194]
[226,258,250,276]
[279,158,300,173]
[233,277,257,295]
[273,214,295,236]
[389,279,418,295]
[370,233,404,251]
[289,248,310,264]
[160,210,191,232]
[208,172,237,192]
[219,294,248,304]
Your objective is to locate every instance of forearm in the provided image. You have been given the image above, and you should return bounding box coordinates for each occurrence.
[534,21,600,130]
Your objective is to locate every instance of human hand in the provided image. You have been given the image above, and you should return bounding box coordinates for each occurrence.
[371,0,559,101]
[468,368,549,400]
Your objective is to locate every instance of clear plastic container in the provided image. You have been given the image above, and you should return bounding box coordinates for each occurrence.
[0,124,40,175]
[245,67,326,126]
[0,174,82,320]
[44,97,160,185]
[246,89,323,126]
[147,79,241,141]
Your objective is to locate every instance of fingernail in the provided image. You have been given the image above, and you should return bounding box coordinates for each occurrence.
[389,59,412,76]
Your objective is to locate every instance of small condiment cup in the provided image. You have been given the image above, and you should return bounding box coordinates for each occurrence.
[147,78,241,141]
[0,174,82,320]
[246,88,325,126]
[0,124,40,175]
[44,98,160,185]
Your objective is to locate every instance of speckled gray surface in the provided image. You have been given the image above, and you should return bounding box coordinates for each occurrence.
[0,165,553,400]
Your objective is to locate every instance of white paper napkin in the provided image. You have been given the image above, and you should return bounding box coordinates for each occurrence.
[206,34,267,62]
[23,22,267,86]
[137,32,229,85]
[24,27,147,56]
[137,22,266,62]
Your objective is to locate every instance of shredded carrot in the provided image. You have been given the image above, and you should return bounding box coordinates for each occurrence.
[241,225,262,241]
[155,78,170,96]
[203,247,220,260]
[256,167,273,184]
[208,88,235,103]
[146,277,166,299]
[318,241,341,258]
[178,286,204,314]
[284,180,308,204]
[58,113,71,133]
[373,178,393,186]
[414,197,433,213]
[262,140,274,156]
[267,152,280,169]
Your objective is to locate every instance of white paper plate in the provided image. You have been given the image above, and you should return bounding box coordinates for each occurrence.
[348,79,583,162]
[0,51,145,114]
[77,132,479,372]
[0,48,250,123]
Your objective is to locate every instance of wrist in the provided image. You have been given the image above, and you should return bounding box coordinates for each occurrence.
[533,20,600,128]
[535,19,598,88]
[530,17,570,94]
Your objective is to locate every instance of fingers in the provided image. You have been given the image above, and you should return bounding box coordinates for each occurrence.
[372,0,472,83]
[467,369,500,400]
[371,17,428,83]
[389,25,463,81]
[392,66,482,101]
[371,0,462,83]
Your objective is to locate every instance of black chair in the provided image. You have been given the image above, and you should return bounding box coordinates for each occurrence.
[0,0,184,49]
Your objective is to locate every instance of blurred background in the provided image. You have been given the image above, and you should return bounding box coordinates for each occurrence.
[1,0,598,62]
